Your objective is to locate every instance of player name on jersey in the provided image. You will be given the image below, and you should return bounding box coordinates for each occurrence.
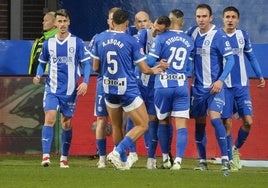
[102,39,124,48]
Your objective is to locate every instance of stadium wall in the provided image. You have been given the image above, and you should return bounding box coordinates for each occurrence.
[0,76,267,159]
[69,77,268,160]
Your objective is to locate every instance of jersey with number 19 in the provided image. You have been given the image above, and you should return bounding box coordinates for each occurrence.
[149,30,194,119]
[149,30,194,89]
[91,30,146,95]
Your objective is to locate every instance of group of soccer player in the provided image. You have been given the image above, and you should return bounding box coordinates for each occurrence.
[34,4,265,171]
[187,4,265,172]
[90,4,265,171]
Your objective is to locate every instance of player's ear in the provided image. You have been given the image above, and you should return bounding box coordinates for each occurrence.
[112,20,115,29]
[210,15,214,22]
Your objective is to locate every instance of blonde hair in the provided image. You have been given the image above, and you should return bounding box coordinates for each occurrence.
[46,11,56,17]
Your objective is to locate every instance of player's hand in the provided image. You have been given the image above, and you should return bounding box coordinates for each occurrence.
[33,76,40,85]
[210,80,223,94]
[158,59,169,70]
[257,77,265,88]
[151,64,163,74]
[77,82,88,96]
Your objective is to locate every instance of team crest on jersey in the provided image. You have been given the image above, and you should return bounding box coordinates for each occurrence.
[225,41,231,47]
[69,47,75,53]
[204,40,210,46]
[239,38,244,45]
[97,106,103,112]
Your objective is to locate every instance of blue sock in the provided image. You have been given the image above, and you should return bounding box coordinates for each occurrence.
[195,123,207,160]
[235,127,249,149]
[120,150,127,162]
[61,129,72,156]
[176,128,188,158]
[42,125,53,154]
[126,118,136,152]
[148,121,158,158]
[211,118,228,156]
[168,124,173,153]
[97,138,106,156]
[157,124,170,154]
[143,130,150,150]
[226,134,233,160]
[116,136,134,162]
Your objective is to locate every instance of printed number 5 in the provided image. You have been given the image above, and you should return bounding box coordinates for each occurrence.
[107,51,118,74]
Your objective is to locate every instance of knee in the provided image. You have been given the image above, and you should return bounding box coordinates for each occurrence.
[62,123,72,130]
[61,118,72,130]
[45,119,56,126]
[243,120,252,131]
[96,117,108,129]
[142,121,149,132]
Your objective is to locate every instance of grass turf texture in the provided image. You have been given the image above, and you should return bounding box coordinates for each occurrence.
[0,155,268,188]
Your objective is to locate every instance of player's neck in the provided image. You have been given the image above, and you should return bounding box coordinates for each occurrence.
[57,32,69,40]
[199,23,213,34]
[114,25,127,32]
[223,27,235,34]
[170,24,182,31]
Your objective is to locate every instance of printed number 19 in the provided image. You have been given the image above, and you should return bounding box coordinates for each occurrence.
[167,47,187,70]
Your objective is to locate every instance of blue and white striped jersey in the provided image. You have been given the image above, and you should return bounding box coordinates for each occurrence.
[39,33,91,95]
[136,28,155,87]
[91,30,146,95]
[186,25,233,88]
[149,30,194,88]
[224,29,253,87]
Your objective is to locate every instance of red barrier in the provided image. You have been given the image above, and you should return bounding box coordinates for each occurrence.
[70,77,268,160]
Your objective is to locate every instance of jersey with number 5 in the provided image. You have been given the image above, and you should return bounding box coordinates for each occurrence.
[149,30,194,88]
[91,30,146,95]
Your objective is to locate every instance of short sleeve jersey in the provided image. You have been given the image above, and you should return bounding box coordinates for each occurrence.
[91,30,146,95]
[149,30,194,88]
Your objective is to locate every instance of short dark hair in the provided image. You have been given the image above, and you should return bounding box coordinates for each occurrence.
[113,9,129,24]
[223,6,240,18]
[157,16,171,28]
[55,9,70,18]
[170,9,184,18]
[196,4,212,16]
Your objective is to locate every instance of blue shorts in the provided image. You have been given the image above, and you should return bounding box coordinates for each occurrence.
[190,86,225,118]
[104,89,143,112]
[43,91,77,117]
[94,79,108,117]
[221,86,252,118]
[154,86,190,120]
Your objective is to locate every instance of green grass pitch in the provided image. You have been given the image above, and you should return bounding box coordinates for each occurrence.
[0,155,268,188]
